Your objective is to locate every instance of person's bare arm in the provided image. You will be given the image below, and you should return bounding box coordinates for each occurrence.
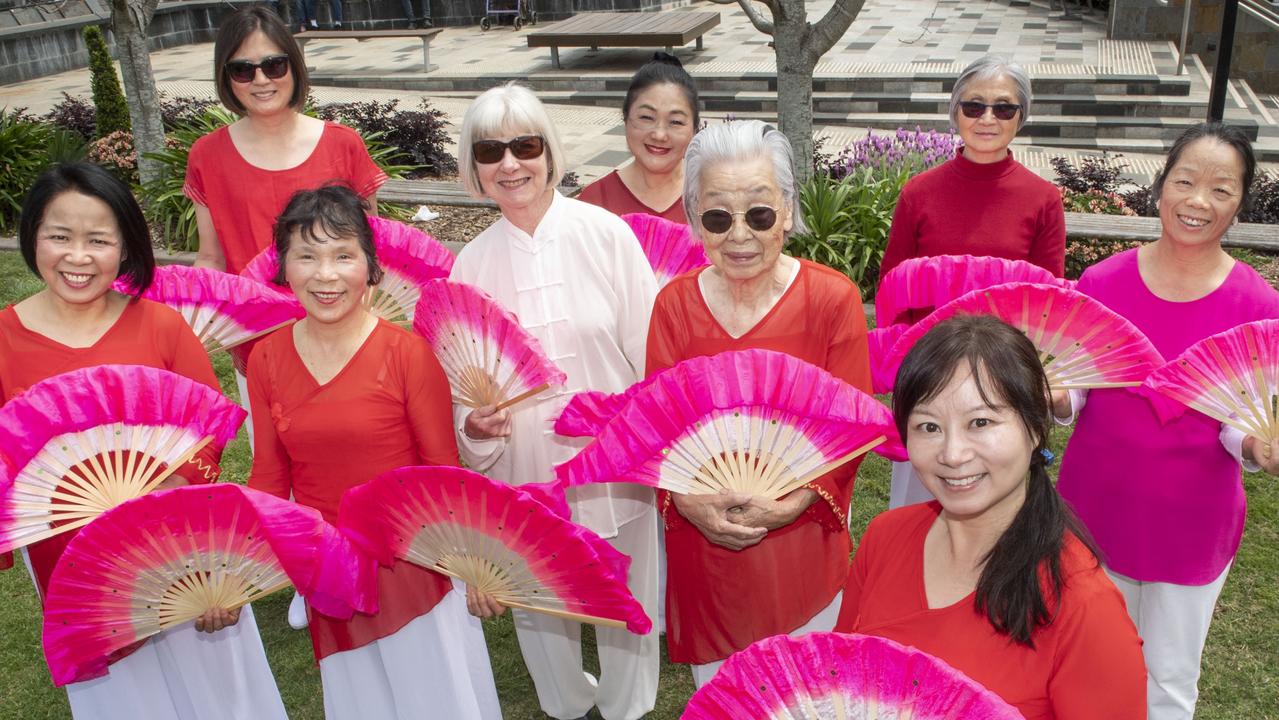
[193,205,226,272]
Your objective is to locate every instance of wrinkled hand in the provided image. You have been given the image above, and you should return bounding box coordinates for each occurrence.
[1050,390,1073,422]
[194,606,241,633]
[729,489,817,531]
[466,586,507,619]
[464,405,512,440]
[671,491,767,551]
[1243,435,1279,476]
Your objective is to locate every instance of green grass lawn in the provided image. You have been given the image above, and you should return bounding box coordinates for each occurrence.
[0,251,1276,718]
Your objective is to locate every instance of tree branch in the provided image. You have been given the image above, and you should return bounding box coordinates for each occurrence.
[809,0,865,59]
[706,0,775,35]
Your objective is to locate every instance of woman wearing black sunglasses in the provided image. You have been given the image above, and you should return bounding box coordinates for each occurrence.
[452,83,661,720]
[646,120,872,688]
[879,54,1067,510]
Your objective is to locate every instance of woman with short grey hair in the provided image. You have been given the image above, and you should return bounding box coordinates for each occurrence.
[454,83,661,720]
[647,119,872,687]
[878,54,1066,509]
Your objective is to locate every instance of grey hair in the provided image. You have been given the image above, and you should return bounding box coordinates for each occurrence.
[682,120,808,237]
[458,82,567,198]
[949,55,1033,131]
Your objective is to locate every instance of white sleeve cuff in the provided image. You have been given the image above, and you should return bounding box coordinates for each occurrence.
[1221,424,1261,473]
[1053,389,1089,426]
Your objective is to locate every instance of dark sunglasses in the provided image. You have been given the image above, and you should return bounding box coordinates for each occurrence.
[958,101,1022,121]
[472,136,546,164]
[225,55,291,84]
[699,206,778,234]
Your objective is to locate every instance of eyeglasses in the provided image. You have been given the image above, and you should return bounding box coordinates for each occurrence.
[699,206,778,234]
[225,55,291,84]
[472,136,546,164]
[958,101,1022,121]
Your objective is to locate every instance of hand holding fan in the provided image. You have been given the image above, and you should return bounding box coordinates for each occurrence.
[554,350,903,500]
[621,213,708,287]
[882,282,1163,391]
[1143,319,1279,443]
[682,632,1022,719]
[41,484,377,686]
[115,265,304,353]
[0,365,245,553]
[875,254,1065,327]
[338,465,651,633]
[413,280,567,411]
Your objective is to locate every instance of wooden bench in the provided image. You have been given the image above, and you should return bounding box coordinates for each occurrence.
[1064,212,1278,251]
[294,28,443,73]
[526,11,720,69]
[378,179,582,209]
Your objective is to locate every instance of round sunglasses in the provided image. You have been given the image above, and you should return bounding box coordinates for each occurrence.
[472,136,546,164]
[958,101,1022,121]
[699,206,778,234]
[225,55,290,84]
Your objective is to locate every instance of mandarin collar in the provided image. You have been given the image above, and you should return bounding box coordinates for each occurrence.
[950,146,1018,181]
[501,190,565,253]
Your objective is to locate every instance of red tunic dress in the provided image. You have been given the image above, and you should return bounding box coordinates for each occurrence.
[183,122,387,275]
[646,259,872,664]
[834,503,1147,720]
[246,319,457,660]
[577,170,688,225]
[0,300,222,595]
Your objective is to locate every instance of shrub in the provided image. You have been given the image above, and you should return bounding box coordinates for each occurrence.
[83,26,131,138]
[315,98,457,177]
[43,93,97,140]
[87,130,141,184]
[0,111,55,232]
[790,167,898,297]
[160,94,218,132]
[1065,238,1141,280]
[823,127,957,185]
[1242,172,1279,225]
[1059,187,1137,217]
[1050,153,1127,195]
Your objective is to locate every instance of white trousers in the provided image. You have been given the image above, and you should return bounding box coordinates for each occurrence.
[234,370,255,448]
[888,461,935,509]
[319,584,501,720]
[514,507,660,720]
[1106,564,1231,720]
[690,590,844,688]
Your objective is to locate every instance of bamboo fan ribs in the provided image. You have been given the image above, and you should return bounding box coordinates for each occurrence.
[339,466,651,633]
[1143,319,1279,443]
[41,484,376,686]
[682,633,1022,720]
[554,350,904,499]
[412,280,567,411]
[620,212,709,287]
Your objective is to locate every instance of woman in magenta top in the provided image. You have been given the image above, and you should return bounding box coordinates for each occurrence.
[1055,123,1279,720]
[577,52,699,224]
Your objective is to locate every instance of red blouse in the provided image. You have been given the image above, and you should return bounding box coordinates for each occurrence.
[835,503,1147,720]
[577,170,688,224]
[646,259,872,664]
[246,319,458,660]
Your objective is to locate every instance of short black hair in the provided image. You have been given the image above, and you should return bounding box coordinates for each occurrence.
[213,6,309,115]
[272,184,382,286]
[1151,122,1257,215]
[623,52,700,129]
[19,161,154,295]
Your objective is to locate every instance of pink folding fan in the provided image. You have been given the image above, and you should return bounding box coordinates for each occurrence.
[882,282,1163,390]
[0,365,245,553]
[682,632,1022,719]
[241,216,454,327]
[867,324,909,395]
[338,465,651,633]
[41,484,377,686]
[621,212,708,287]
[554,350,903,499]
[1143,319,1278,442]
[876,254,1068,327]
[115,265,303,353]
[413,280,567,410]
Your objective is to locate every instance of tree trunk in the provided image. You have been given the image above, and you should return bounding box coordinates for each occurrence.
[110,0,164,187]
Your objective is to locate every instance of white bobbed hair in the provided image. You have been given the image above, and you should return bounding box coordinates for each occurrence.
[459,82,567,198]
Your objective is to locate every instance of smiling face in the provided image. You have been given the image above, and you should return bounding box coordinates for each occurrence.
[229,30,294,118]
[625,82,695,177]
[1158,137,1246,248]
[475,128,553,219]
[696,156,793,283]
[34,191,124,306]
[283,227,371,326]
[907,362,1034,524]
[955,73,1021,164]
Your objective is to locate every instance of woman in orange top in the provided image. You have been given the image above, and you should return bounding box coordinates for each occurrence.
[833,315,1146,719]
[646,120,872,686]
[245,185,500,719]
[0,162,285,720]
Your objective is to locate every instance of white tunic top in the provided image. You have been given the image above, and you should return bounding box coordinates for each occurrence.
[451,191,659,537]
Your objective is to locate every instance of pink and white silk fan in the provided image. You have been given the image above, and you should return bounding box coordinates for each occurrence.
[682,632,1022,719]
[875,254,1069,327]
[338,465,651,633]
[0,365,245,553]
[41,484,377,686]
[621,212,708,287]
[412,279,567,411]
[554,350,904,499]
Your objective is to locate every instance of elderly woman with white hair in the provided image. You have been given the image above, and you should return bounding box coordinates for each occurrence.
[645,120,873,687]
[452,83,660,720]
[880,54,1067,509]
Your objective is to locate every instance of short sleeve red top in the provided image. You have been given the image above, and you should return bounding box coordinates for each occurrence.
[184,121,387,274]
[645,259,872,664]
[577,170,688,225]
[834,503,1147,720]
